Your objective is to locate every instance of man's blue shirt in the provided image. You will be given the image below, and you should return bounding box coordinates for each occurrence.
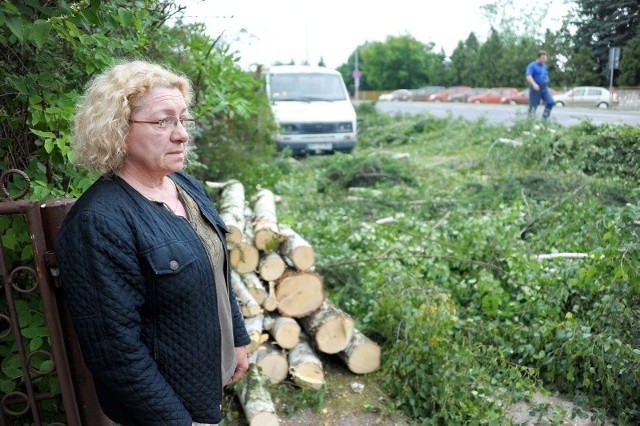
[526,61,550,87]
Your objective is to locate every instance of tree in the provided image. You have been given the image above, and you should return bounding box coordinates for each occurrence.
[450,33,481,86]
[476,28,507,87]
[563,45,602,86]
[617,32,640,86]
[358,34,437,90]
[572,0,640,79]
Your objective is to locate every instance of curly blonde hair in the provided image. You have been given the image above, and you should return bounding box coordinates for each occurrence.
[72,60,194,174]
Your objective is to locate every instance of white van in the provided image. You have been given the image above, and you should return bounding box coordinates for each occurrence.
[265,65,357,155]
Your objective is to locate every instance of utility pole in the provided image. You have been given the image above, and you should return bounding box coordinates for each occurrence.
[352,48,361,100]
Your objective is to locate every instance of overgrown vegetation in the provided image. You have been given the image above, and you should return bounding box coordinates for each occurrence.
[266,107,640,424]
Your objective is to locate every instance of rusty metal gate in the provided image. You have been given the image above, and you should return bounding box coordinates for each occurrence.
[0,169,110,425]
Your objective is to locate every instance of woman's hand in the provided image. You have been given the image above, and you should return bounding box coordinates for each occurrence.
[227,345,249,384]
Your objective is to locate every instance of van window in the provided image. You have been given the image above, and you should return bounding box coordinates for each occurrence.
[269,73,348,102]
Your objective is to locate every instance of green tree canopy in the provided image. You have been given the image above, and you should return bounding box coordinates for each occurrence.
[617,32,640,86]
[572,0,640,79]
[359,34,438,90]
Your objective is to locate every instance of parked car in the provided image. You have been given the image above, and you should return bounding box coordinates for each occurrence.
[448,87,488,103]
[554,86,619,108]
[500,88,559,105]
[428,86,470,102]
[411,85,445,101]
[378,89,413,101]
[467,87,519,104]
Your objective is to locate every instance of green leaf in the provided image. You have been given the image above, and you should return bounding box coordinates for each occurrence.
[4,14,24,41]
[21,326,49,339]
[0,380,16,393]
[118,7,133,25]
[30,129,56,138]
[44,138,55,153]
[31,19,51,49]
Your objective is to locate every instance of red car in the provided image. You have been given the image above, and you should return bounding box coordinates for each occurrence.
[467,87,518,104]
[501,88,559,105]
[428,86,470,102]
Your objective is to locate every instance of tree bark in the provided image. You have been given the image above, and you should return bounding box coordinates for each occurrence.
[275,271,325,318]
[253,188,280,251]
[258,251,286,282]
[244,312,267,353]
[230,271,261,318]
[299,299,354,354]
[212,179,246,244]
[337,328,381,374]
[279,224,315,271]
[254,342,289,385]
[288,335,325,390]
[240,271,267,306]
[237,363,279,426]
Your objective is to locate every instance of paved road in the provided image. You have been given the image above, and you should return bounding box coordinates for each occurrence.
[368,101,640,126]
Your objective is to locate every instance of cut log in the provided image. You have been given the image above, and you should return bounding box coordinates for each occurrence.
[230,271,261,318]
[275,271,325,318]
[237,363,279,426]
[299,299,354,354]
[244,312,268,353]
[240,272,267,305]
[337,329,381,374]
[267,313,301,350]
[279,225,315,271]
[258,252,286,282]
[288,335,325,390]
[262,281,278,312]
[216,180,246,244]
[254,342,289,385]
[253,188,280,251]
[229,221,260,274]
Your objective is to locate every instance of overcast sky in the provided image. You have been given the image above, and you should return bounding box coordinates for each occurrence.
[178,0,572,70]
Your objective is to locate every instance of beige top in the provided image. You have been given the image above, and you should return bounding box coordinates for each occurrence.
[177,185,237,385]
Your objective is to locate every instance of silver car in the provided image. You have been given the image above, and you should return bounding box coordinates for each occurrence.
[554,86,619,109]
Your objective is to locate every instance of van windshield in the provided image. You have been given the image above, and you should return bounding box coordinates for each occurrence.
[269,73,347,102]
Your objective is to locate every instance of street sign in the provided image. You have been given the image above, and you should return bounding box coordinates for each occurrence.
[352,69,361,79]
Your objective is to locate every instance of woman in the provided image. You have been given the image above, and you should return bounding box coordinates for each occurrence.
[56,60,250,425]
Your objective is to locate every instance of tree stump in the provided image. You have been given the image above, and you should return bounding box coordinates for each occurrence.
[299,299,354,354]
[337,329,381,374]
[279,225,315,271]
[275,271,325,318]
[254,342,289,385]
[288,335,325,390]
[267,313,301,349]
[258,252,286,282]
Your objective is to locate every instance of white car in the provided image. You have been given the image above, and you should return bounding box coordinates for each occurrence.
[378,89,412,101]
[554,86,619,109]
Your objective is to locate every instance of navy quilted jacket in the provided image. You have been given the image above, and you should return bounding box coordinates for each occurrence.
[56,172,250,425]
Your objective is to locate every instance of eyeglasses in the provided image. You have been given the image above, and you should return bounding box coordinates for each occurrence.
[130,116,196,131]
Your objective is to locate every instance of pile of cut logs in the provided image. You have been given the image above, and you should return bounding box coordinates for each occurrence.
[207,180,381,426]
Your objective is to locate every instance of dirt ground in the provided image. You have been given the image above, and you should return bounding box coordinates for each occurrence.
[225,356,411,426]
[225,356,615,426]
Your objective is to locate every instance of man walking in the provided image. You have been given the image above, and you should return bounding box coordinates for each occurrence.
[526,50,554,119]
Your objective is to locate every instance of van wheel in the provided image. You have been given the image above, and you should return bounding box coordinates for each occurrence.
[555,101,565,107]
[597,102,609,109]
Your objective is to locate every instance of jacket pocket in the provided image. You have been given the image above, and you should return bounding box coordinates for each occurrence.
[144,240,197,275]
